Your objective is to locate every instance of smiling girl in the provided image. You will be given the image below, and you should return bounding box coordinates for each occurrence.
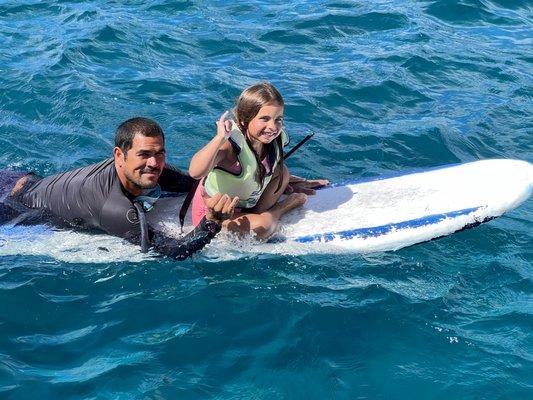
[189,82,327,239]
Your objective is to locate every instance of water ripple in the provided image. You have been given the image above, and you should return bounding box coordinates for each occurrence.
[425,0,523,26]
[122,323,194,345]
[294,11,409,36]
[27,351,153,384]
[0,279,33,290]
[14,325,98,347]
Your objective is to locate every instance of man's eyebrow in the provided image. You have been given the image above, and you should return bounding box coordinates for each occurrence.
[136,148,166,154]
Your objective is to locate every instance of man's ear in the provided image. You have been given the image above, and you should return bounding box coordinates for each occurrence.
[113,147,125,166]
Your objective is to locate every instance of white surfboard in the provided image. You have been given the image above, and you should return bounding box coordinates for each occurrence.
[151,158,532,253]
[278,158,532,251]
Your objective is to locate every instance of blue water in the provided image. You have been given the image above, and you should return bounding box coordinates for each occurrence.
[1,0,532,398]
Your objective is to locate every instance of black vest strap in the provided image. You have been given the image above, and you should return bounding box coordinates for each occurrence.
[179,178,200,232]
[284,133,314,160]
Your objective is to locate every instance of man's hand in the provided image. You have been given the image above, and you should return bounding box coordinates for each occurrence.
[205,193,239,222]
[285,175,329,195]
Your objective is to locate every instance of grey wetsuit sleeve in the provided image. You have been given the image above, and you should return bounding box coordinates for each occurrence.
[19,159,118,230]
[99,179,142,238]
[149,217,221,260]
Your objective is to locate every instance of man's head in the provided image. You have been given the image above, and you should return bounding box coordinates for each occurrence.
[113,117,166,196]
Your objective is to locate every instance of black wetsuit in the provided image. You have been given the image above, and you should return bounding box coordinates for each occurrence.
[1,159,219,260]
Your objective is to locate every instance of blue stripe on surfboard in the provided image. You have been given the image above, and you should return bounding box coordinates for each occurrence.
[294,207,482,243]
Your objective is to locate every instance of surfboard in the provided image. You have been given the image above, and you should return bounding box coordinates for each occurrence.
[150,158,532,253]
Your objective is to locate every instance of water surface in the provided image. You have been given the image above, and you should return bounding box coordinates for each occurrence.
[0,0,531,398]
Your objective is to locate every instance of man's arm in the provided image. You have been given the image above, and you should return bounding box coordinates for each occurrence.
[149,217,220,260]
[144,193,239,260]
[159,165,195,193]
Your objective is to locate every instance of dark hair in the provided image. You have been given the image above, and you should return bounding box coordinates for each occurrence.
[115,117,165,153]
[234,82,285,190]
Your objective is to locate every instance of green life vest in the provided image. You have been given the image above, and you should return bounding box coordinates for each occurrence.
[204,122,289,209]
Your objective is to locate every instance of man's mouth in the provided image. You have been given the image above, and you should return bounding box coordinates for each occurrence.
[141,169,160,176]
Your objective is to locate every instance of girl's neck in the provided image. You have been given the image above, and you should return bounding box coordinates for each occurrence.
[247,134,267,159]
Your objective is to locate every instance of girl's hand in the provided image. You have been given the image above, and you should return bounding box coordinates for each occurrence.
[285,176,329,195]
[189,111,233,179]
[216,111,232,140]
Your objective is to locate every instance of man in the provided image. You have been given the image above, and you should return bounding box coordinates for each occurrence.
[0,117,238,260]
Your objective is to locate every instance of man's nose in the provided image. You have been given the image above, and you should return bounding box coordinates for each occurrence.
[146,156,159,167]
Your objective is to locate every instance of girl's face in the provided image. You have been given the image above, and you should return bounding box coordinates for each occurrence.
[245,102,284,144]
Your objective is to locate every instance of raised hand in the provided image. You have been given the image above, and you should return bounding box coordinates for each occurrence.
[216,110,232,140]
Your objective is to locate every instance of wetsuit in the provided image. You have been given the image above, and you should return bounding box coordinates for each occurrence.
[1,159,219,260]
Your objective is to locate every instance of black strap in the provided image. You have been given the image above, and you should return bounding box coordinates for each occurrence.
[178,178,200,232]
[284,133,314,160]
[133,202,150,253]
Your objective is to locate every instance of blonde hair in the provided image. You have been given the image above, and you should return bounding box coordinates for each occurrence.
[234,82,285,189]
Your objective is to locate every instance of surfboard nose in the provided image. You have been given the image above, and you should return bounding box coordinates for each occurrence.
[526,161,533,188]
[481,158,532,192]
[526,161,533,197]
[487,159,533,208]
[512,159,533,193]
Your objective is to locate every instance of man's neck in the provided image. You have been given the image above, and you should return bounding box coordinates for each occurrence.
[115,163,143,196]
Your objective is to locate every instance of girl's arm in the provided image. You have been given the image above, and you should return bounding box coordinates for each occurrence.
[189,111,233,179]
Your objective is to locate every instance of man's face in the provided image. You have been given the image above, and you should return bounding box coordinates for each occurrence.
[115,134,166,193]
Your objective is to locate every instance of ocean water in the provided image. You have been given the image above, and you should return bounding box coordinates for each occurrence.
[0,0,532,398]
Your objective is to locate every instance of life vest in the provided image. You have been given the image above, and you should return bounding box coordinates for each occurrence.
[204,121,289,209]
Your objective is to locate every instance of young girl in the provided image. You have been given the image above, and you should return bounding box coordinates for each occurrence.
[189,82,327,239]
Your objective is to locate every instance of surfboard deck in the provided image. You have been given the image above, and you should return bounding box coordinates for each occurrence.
[149,159,532,252]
